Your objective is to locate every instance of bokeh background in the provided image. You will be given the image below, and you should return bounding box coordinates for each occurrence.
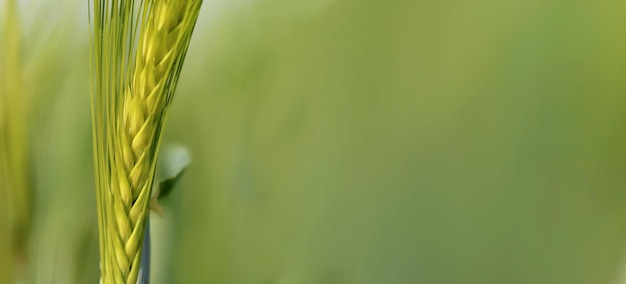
[3,0,626,283]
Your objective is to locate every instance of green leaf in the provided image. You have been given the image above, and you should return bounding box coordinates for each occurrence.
[150,145,191,216]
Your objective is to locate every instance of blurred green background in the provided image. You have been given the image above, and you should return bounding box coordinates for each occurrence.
[3,0,626,283]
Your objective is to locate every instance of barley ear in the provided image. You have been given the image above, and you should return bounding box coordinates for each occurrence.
[89,1,203,283]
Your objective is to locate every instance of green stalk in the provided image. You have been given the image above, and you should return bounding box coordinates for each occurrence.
[1,0,30,281]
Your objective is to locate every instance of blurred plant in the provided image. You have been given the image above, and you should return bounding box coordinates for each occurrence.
[0,0,32,282]
[1,1,84,283]
[89,0,203,283]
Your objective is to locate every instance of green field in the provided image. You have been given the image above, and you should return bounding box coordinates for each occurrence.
[2,0,626,283]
